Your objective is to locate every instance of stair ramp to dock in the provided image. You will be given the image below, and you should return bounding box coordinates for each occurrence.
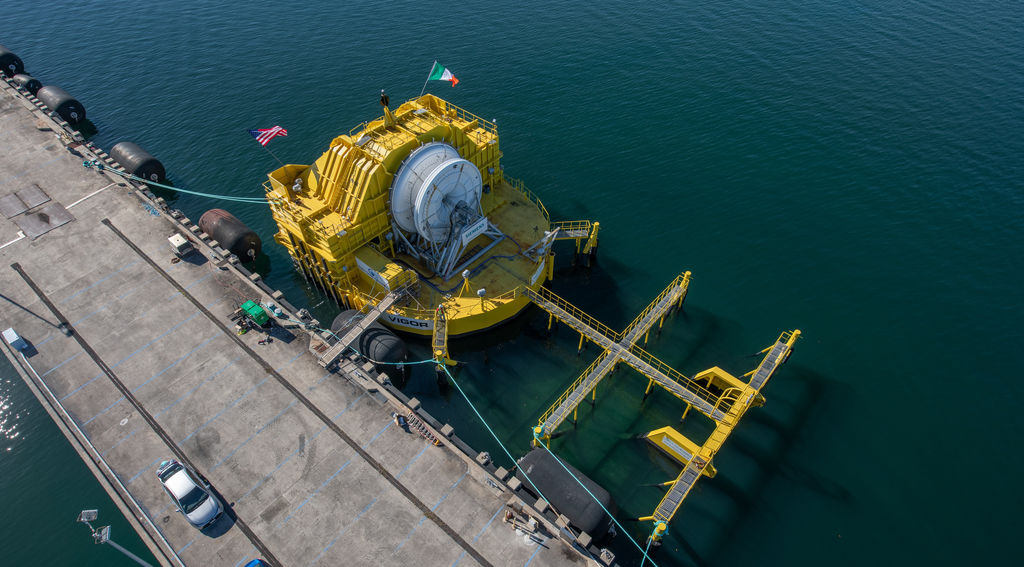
[431,304,454,368]
[316,286,407,368]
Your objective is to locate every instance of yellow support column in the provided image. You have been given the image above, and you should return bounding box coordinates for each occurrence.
[583,221,600,255]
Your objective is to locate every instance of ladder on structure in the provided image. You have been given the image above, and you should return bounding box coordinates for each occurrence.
[550,220,600,256]
[317,287,406,368]
[431,304,454,368]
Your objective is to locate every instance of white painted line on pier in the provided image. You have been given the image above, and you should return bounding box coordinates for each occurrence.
[67,181,117,209]
[0,231,25,250]
[0,181,114,250]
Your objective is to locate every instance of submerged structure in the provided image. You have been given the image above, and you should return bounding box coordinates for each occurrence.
[264,94,597,337]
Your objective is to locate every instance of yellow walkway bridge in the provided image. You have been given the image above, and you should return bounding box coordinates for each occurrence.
[522,271,800,530]
[641,330,799,526]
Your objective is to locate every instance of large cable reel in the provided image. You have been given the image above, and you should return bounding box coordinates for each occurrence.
[389,142,483,244]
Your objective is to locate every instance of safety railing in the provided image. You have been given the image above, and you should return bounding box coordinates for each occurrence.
[712,387,743,416]
[505,176,550,222]
[443,100,498,135]
[522,286,619,346]
[551,220,593,239]
[537,355,609,429]
[620,272,691,341]
[625,345,721,411]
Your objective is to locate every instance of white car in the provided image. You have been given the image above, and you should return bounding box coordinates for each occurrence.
[156,459,222,529]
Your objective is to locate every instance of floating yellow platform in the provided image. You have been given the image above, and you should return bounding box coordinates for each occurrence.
[264,94,594,336]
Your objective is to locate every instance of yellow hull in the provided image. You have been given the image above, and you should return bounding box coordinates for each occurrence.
[355,281,541,337]
[263,94,556,337]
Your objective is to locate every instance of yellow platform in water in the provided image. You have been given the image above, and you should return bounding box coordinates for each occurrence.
[264,94,559,336]
[643,426,717,478]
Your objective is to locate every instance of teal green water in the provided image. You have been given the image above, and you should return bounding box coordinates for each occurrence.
[3,1,1023,565]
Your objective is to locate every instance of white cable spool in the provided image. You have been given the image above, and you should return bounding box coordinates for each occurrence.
[389,142,482,243]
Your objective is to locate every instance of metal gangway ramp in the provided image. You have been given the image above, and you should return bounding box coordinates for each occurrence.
[317,287,405,368]
[431,304,454,368]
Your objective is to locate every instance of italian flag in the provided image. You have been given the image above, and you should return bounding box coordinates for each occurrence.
[427,61,459,86]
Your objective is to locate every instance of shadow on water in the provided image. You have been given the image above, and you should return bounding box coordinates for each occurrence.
[660,364,835,567]
[246,252,273,279]
[548,255,631,329]
[75,119,98,139]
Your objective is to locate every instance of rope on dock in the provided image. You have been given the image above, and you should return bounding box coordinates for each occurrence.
[82,159,277,204]
[439,364,661,567]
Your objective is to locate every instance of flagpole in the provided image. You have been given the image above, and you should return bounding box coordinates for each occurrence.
[261,145,286,168]
[419,61,437,98]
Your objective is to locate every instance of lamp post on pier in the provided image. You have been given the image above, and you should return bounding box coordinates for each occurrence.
[77,509,156,567]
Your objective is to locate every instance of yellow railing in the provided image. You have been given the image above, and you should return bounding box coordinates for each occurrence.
[348,121,369,137]
[522,286,619,346]
[443,101,498,135]
[620,272,691,341]
[551,220,592,238]
[626,345,721,410]
[505,176,550,222]
[537,355,608,429]
[713,387,743,416]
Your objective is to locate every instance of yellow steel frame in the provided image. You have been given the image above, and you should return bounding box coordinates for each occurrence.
[637,330,801,524]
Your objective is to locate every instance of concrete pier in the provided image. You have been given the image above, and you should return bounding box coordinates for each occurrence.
[0,78,599,567]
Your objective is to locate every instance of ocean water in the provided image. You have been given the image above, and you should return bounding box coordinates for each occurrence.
[2,1,1022,565]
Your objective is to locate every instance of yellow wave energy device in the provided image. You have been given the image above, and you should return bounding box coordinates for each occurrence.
[264,94,598,336]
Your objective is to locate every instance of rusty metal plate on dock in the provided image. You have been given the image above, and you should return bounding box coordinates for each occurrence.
[0,193,27,218]
[14,203,74,239]
[16,184,50,209]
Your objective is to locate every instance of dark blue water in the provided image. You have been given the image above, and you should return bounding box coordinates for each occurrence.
[3,1,1022,565]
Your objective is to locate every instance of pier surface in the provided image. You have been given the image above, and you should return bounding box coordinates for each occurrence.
[0,80,579,567]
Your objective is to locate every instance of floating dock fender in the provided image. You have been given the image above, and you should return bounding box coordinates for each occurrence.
[36,85,86,125]
[331,309,408,379]
[110,142,166,183]
[198,209,261,260]
[515,448,616,540]
[11,73,42,95]
[0,45,25,77]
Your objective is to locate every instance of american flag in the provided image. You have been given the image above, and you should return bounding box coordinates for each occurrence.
[248,126,288,146]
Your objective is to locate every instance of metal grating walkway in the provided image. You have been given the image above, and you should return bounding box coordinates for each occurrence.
[317,289,403,367]
[526,274,723,435]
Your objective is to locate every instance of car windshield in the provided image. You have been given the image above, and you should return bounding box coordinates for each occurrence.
[157,462,182,482]
[178,486,209,514]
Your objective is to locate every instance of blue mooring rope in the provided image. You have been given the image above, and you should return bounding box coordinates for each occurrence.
[82,159,274,204]
[532,427,659,566]
[295,312,661,566]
